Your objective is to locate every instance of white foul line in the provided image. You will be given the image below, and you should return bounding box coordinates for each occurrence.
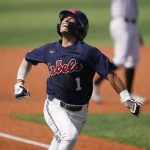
[0,132,49,149]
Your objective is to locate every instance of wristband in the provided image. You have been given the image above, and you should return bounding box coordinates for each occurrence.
[15,82,23,88]
[119,90,132,103]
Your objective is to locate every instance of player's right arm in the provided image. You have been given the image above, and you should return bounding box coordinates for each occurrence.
[14,44,50,99]
[14,58,32,99]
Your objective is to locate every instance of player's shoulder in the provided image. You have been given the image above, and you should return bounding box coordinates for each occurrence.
[30,42,57,53]
[78,41,99,51]
[79,41,103,55]
[38,42,56,50]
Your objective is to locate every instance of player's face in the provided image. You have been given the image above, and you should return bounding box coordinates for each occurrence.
[60,16,77,33]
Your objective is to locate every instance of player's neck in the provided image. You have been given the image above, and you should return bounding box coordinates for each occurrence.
[61,36,78,47]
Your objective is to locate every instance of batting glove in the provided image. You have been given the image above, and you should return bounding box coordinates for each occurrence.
[14,82,30,99]
[124,99,141,117]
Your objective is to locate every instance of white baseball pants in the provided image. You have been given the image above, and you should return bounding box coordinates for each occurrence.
[109,18,140,68]
[43,98,88,150]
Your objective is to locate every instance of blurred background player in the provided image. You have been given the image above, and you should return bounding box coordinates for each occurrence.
[92,0,146,104]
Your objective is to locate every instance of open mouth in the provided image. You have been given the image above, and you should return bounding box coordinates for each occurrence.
[62,23,68,27]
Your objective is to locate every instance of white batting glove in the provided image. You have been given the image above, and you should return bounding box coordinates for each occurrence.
[14,82,30,99]
[120,90,142,117]
[124,99,141,117]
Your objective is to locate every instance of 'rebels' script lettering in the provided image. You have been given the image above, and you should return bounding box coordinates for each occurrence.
[48,59,83,76]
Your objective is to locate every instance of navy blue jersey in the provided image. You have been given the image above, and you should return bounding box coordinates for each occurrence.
[25,41,112,105]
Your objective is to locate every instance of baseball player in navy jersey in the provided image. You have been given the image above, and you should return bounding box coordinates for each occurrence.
[92,0,146,104]
[14,9,142,150]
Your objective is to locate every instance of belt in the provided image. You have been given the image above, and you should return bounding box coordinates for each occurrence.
[48,95,82,111]
[60,101,82,111]
[125,18,136,24]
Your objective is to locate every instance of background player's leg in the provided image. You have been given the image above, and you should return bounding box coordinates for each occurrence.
[125,67,135,93]
[91,76,103,102]
[92,19,126,103]
[124,24,146,104]
[125,67,145,103]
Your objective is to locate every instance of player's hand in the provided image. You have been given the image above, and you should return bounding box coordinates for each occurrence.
[124,99,141,117]
[14,82,30,99]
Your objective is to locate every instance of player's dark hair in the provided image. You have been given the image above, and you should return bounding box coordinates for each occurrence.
[57,9,89,41]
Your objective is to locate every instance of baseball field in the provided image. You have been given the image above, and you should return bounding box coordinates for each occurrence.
[0,0,150,150]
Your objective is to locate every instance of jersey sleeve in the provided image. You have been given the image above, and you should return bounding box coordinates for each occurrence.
[87,48,113,77]
[25,44,48,65]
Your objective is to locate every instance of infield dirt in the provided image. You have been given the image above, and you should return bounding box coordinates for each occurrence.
[0,47,149,150]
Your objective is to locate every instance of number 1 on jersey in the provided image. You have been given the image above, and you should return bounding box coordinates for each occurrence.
[75,77,82,91]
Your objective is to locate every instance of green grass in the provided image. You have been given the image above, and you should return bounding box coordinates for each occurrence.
[0,0,109,47]
[9,113,150,150]
[9,113,45,124]
[83,113,150,150]
[0,0,150,47]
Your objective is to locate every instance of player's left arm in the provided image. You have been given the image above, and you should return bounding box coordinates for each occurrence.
[105,71,142,117]
[14,58,32,100]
